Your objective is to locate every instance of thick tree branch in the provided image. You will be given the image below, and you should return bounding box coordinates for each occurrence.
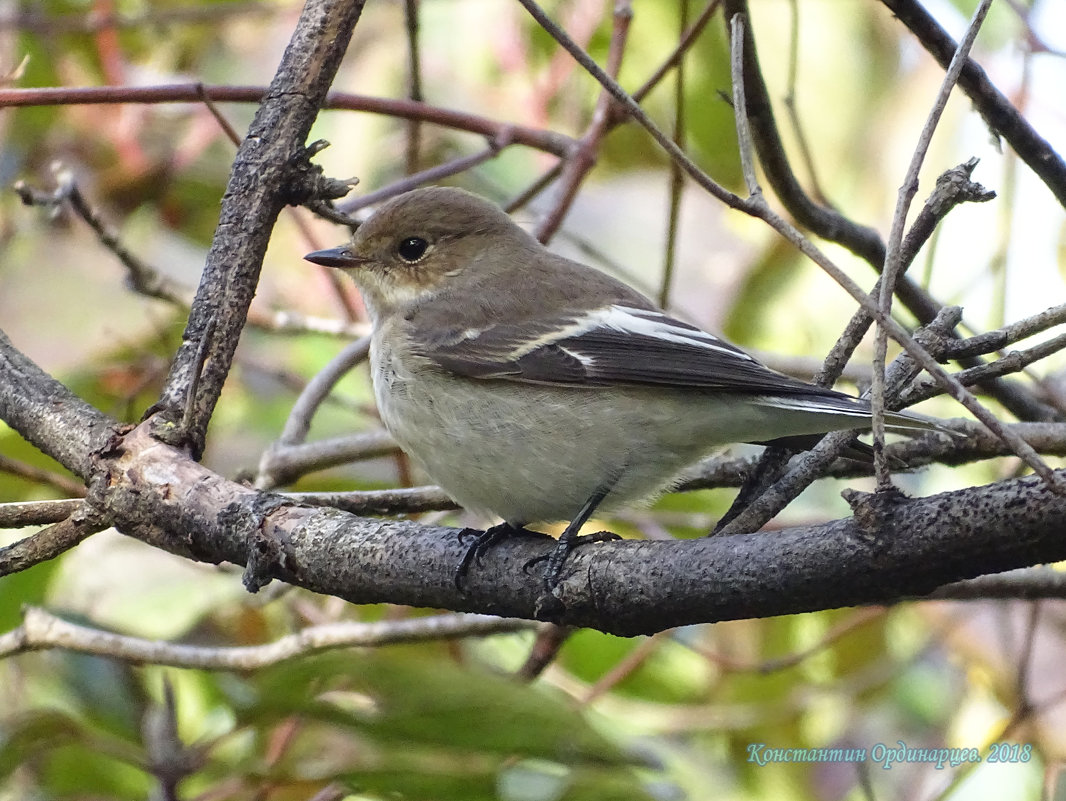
[0,329,117,480]
[99,423,1066,636]
[3,324,1066,635]
[151,1,367,457]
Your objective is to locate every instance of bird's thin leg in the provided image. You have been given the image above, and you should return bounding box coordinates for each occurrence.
[526,481,621,590]
[454,522,545,591]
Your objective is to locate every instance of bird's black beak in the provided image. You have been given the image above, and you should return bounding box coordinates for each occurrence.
[304,246,364,268]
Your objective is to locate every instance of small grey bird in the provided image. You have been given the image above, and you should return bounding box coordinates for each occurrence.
[305,186,941,591]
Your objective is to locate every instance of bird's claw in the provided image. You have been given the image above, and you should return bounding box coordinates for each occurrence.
[453,523,543,592]
[524,530,622,590]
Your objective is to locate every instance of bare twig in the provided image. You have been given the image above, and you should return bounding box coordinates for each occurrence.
[514,624,574,681]
[813,160,1053,424]
[714,309,964,538]
[0,606,534,667]
[0,506,106,576]
[258,431,400,492]
[897,157,997,267]
[403,0,424,174]
[781,0,830,205]
[0,3,277,33]
[0,453,86,497]
[581,632,668,704]
[901,332,1066,407]
[944,303,1066,359]
[0,499,86,527]
[13,165,371,340]
[871,0,994,489]
[717,0,1049,431]
[769,206,1061,487]
[0,84,577,158]
[694,608,886,674]
[149,2,370,459]
[281,337,370,447]
[288,486,457,516]
[657,0,690,308]
[336,133,516,215]
[720,0,885,267]
[729,14,760,198]
[626,0,721,109]
[14,167,186,305]
[504,161,565,214]
[255,336,374,489]
[722,159,996,532]
[534,0,633,243]
[515,0,745,211]
[929,568,1066,601]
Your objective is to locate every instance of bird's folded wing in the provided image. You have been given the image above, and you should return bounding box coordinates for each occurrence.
[413,304,869,410]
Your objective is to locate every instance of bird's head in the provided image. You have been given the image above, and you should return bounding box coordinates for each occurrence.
[305,187,535,319]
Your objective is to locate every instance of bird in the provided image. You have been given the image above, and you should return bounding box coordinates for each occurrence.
[305,186,943,594]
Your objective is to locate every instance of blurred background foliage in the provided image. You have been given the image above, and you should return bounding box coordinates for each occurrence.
[1,0,1065,799]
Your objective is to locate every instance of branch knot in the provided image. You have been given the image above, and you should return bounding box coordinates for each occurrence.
[283,139,359,226]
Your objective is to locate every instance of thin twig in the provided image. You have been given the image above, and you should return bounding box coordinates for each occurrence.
[288,486,458,516]
[581,632,668,704]
[729,14,760,198]
[14,167,186,305]
[694,608,886,674]
[0,3,277,33]
[718,0,1046,428]
[255,336,374,489]
[657,0,690,308]
[871,0,994,489]
[258,431,401,492]
[0,606,534,667]
[714,309,964,537]
[534,1,633,243]
[929,567,1066,601]
[504,161,565,214]
[282,336,371,447]
[515,0,745,210]
[0,453,86,497]
[901,332,1066,407]
[630,0,722,107]
[720,0,885,267]
[403,0,424,174]
[936,302,1066,360]
[0,507,106,576]
[781,0,830,205]
[0,499,86,527]
[336,133,516,215]
[14,167,368,339]
[514,624,574,681]
[0,85,577,158]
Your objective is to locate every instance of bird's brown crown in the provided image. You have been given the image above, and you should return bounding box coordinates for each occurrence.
[333,187,536,313]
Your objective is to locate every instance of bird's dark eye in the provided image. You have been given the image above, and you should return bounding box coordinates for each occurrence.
[397,236,429,263]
